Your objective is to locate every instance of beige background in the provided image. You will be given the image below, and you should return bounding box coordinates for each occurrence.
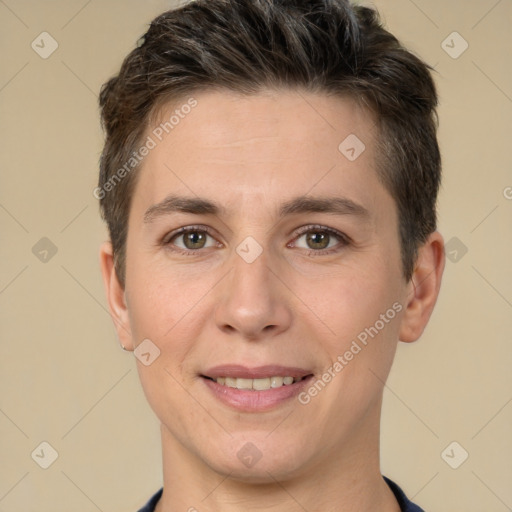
[1,0,511,510]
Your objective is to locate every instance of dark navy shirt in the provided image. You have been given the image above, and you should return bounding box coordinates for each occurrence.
[137,476,424,511]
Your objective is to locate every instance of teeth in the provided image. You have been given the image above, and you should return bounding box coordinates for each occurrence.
[270,376,284,388]
[236,378,253,390]
[253,377,271,390]
[225,377,237,388]
[214,376,300,391]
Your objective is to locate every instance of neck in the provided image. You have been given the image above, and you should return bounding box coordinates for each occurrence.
[154,405,400,512]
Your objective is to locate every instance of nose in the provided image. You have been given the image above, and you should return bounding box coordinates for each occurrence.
[213,247,293,341]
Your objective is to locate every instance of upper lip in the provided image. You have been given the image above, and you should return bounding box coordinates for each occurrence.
[202,365,313,380]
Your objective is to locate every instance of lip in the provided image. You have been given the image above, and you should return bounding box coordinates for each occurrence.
[202,364,313,380]
[200,365,314,412]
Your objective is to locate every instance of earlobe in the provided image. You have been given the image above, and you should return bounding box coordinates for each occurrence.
[399,231,445,343]
[99,241,134,351]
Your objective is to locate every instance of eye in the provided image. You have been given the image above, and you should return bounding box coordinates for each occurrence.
[291,225,349,254]
[164,226,219,252]
[162,224,349,256]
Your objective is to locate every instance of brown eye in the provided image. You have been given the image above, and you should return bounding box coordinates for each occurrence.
[292,226,348,254]
[166,228,217,252]
[305,231,330,250]
[182,231,207,249]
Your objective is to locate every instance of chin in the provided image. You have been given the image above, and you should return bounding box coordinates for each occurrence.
[200,437,312,484]
[209,459,302,484]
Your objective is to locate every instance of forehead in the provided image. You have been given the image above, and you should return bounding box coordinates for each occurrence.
[151,88,375,161]
[131,88,389,222]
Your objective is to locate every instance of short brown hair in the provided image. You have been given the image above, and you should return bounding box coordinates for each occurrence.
[98,0,441,286]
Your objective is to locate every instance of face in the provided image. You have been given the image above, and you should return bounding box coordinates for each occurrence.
[101,88,442,482]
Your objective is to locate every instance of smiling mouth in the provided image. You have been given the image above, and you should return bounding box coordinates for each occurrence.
[201,375,313,391]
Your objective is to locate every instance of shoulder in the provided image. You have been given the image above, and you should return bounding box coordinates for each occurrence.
[384,476,425,512]
[137,488,163,512]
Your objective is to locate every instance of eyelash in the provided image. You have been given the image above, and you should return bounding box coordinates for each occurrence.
[161,224,350,257]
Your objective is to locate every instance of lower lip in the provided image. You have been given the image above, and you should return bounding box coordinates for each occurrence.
[202,376,314,412]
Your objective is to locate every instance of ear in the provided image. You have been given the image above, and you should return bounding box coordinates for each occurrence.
[99,241,134,351]
[399,231,445,343]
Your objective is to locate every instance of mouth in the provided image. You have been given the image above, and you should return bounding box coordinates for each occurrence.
[200,365,314,411]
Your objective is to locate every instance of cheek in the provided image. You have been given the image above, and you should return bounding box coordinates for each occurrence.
[124,268,213,421]
[124,269,212,424]
[295,257,403,340]
[125,257,214,342]
[303,259,405,400]
[303,272,404,420]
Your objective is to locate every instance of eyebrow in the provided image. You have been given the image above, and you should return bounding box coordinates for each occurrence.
[144,196,223,223]
[143,194,370,224]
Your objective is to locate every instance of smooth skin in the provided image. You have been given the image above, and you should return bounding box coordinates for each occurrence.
[100,89,445,512]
